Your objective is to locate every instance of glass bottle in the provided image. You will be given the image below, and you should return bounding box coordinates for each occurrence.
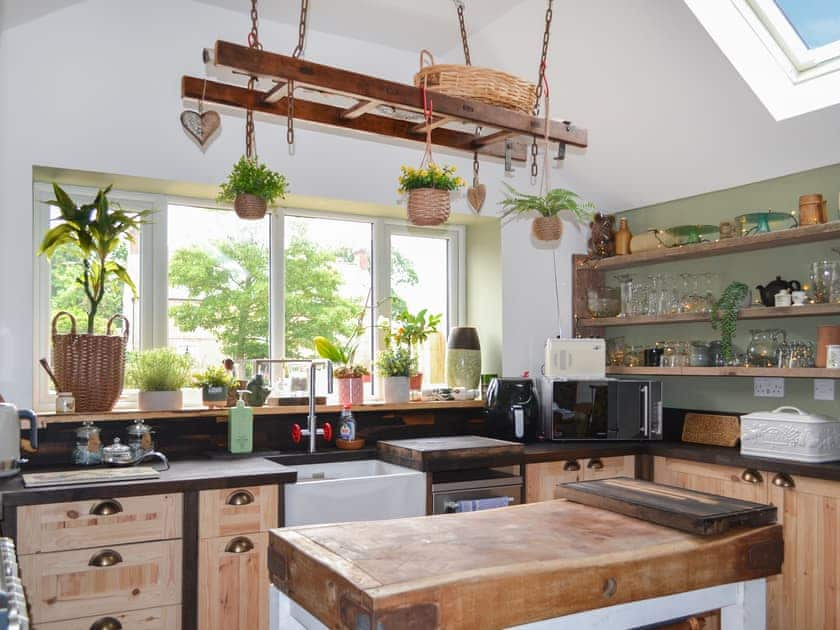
[614,218,632,256]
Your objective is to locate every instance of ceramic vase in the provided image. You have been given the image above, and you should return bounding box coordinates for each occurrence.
[137,390,182,411]
[446,327,481,389]
[383,377,410,403]
[337,377,364,405]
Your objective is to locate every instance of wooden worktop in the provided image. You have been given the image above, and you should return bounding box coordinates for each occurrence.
[377,435,524,471]
[269,500,782,629]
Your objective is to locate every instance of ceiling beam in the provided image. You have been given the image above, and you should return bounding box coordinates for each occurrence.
[410,116,457,134]
[340,99,381,120]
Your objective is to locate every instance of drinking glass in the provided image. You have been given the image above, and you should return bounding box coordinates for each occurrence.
[624,345,644,367]
[606,337,626,366]
[616,275,634,318]
[811,261,839,304]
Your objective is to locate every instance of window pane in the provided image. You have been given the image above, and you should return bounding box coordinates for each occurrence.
[283,215,373,373]
[775,1,840,49]
[167,205,270,376]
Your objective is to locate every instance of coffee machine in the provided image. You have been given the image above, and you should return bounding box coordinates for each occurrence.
[485,377,540,443]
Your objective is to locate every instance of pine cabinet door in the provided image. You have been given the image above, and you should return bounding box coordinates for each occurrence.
[651,457,769,503]
[525,461,581,502]
[580,455,635,481]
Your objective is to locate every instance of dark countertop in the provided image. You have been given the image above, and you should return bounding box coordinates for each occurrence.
[378,436,524,472]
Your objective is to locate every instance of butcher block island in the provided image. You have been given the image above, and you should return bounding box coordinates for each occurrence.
[268,495,783,629]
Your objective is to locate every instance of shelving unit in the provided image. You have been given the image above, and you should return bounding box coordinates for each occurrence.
[606,367,839,378]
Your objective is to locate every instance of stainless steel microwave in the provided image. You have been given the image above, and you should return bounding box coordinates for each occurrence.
[539,378,663,441]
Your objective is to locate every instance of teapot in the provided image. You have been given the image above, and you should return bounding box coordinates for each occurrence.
[0,403,39,477]
[756,276,801,307]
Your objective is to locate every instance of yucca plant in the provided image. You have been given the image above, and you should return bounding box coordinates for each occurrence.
[38,184,152,333]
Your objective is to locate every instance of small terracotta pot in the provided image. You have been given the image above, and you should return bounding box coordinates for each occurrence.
[337,377,364,405]
[409,373,423,391]
[532,216,563,241]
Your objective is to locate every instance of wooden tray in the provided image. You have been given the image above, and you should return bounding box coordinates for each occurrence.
[555,477,776,535]
[682,413,740,447]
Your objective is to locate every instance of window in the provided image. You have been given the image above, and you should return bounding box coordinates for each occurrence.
[774,1,840,49]
[33,184,464,410]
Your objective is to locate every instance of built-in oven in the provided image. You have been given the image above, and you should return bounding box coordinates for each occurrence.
[540,378,663,441]
[431,469,523,514]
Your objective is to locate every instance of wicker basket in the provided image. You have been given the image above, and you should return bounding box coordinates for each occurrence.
[532,216,563,241]
[51,312,128,413]
[234,193,268,220]
[414,50,536,114]
[407,188,451,226]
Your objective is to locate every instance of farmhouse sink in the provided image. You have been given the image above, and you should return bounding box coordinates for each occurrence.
[278,459,426,527]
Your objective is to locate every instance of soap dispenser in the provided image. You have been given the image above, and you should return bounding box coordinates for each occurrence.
[228,389,254,454]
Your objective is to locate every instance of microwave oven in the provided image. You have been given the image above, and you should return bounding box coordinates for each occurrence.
[539,378,663,441]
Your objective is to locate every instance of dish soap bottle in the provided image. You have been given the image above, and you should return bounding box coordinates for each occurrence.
[228,389,253,454]
[338,405,355,442]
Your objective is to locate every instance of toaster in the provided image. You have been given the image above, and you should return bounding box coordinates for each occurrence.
[543,337,606,379]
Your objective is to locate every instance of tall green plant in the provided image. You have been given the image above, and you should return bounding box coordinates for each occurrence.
[711,282,750,363]
[38,184,152,333]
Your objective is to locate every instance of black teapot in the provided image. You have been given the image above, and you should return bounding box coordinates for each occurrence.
[756,276,801,307]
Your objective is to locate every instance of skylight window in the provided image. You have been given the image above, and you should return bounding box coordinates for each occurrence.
[774,1,840,50]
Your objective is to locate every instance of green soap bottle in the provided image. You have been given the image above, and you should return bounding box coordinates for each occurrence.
[228,389,253,454]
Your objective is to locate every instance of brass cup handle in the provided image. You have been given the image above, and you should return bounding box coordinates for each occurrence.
[587,459,604,470]
[772,473,795,488]
[563,460,581,472]
[740,469,763,484]
[90,499,123,516]
[225,536,254,554]
[90,617,123,630]
[89,549,123,567]
[227,490,255,506]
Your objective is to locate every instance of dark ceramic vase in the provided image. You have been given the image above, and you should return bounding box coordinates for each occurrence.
[446,327,481,389]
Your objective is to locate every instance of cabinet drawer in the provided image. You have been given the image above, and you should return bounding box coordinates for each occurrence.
[36,605,181,630]
[580,456,635,481]
[20,539,182,624]
[198,532,269,630]
[17,493,182,554]
[198,485,278,538]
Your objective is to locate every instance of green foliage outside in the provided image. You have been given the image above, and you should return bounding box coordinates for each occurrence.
[126,347,193,392]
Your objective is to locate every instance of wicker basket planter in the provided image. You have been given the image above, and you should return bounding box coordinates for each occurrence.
[51,312,128,413]
[407,188,451,226]
[532,216,564,242]
[234,193,268,220]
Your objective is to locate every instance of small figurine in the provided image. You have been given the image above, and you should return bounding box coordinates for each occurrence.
[246,373,271,407]
[588,213,615,258]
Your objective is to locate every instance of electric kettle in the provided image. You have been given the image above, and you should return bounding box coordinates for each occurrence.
[0,403,39,477]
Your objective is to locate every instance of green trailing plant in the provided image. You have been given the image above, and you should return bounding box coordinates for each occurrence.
[217,156,288,204]
[711,281,750,363]
[126,348,193,392]
[193,364,237,389]
[397,164,465,193]
[38,184,152,333]
[499,183,594,222]
[376,346,416,378]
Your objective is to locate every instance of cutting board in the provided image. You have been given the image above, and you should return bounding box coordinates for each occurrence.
[555,477,777,535]
[377,435,524,471]
[23,466,160,487]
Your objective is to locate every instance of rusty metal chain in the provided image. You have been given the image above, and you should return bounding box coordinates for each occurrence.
[531,0,554,181]
[455,1,472,66]
[287,0,309,147]
[247,0,262,49]
[472,124,481,186]
[244,0,261,159]
[292,0,309,58]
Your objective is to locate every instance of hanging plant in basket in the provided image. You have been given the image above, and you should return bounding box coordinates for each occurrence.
[398,164,464,226]
[500,184,594,243]
[218,156,288,220]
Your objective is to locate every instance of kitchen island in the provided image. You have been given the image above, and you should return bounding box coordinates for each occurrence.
[268,498,782,629]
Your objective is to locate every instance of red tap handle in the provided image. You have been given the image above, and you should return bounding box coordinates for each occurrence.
[291,423,302,444]
[322,422,333,442]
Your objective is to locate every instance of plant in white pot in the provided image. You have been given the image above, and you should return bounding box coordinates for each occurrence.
[376,346,415,404]
[500,184,594,243]
[313,336,369,406]
[126,348,193,411]
[193,365,236,409]
[217,156,288,220]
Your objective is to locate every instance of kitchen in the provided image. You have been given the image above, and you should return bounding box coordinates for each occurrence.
[1,0,840,628]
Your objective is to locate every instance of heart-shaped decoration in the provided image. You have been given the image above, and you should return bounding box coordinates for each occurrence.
[180,110,221,147]
[467,184,487,213]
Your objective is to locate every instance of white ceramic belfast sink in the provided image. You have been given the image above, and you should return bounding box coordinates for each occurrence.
[283,459,426,527]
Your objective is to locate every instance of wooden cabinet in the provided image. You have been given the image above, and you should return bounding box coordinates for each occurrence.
[36,605,182,630]
[198,485,278,539]
[652,457,767,503]
[526,456,635,502]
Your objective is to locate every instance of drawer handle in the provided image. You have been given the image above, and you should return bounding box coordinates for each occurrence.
[90,499,123,516]
[89,549,123,567]
[772,473,795,488]
[90,617,123,630]
[563,460,581,472]
[741,469,763,484]
[587,459,604,470]
[225,536,255,554]
[227,490,255,506]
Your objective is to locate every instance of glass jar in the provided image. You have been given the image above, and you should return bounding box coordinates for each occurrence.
[126,418,154,458]
[623,345,644,367]
[606,337,626,366]
[73,421,102,466]
[689,341,711,367]
[810,261,839,304]
[746,329,785,367]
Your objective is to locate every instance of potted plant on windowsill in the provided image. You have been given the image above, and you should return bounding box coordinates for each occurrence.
[127,348,192,411]
[500,184,594,243]
[313,336,369,406]
[218,156,288,220]
[376,346,415,404]
[392,308,442,391]
[398,164,465,226]
[194,365,236,409]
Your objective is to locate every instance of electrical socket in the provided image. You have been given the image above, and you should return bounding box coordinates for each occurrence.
[814,379,835,401]
[754,377,785,398]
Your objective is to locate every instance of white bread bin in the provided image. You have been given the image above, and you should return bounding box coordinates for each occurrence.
[741,406,840,463]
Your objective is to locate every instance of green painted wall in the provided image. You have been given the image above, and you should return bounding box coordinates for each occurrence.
[611,163,840,416]
[466,220,502,375]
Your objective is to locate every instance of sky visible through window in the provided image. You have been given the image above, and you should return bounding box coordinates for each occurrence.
[775,0,840,49]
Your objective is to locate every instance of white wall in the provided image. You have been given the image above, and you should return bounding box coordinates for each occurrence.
[0,0,584,406]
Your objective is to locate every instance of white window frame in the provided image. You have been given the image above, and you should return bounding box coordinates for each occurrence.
[33,184,465,411]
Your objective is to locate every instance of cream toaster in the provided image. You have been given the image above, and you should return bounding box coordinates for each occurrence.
[543,337,606,379]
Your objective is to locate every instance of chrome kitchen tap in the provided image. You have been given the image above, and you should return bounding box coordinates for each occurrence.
[275,359,333,453]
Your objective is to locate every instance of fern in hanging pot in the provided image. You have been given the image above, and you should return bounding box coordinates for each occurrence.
[500,184,595,242]
[398,164,464,226]
[218,156,288,220]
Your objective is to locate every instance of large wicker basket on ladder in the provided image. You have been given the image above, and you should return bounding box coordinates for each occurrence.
[51,312,129,412]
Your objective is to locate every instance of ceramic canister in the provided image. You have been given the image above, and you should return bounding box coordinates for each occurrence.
[446,327,481,389]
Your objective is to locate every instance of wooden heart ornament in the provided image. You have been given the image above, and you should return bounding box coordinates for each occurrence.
[180,110,221,147]
[467,184,487,213]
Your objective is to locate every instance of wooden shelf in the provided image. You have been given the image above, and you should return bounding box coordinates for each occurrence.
[577,221,840,271]
[607,367,840,378]
[39,400,485,425]
[579,303,840,328]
